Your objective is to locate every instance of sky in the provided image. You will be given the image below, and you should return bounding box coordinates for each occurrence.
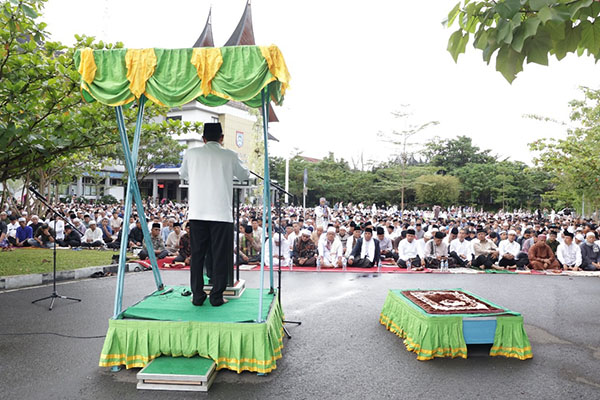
[42,0,600,165]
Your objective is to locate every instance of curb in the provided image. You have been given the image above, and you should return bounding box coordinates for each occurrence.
[0,263,137,290]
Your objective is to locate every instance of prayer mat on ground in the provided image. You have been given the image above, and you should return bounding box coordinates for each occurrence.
[380,289,532,361]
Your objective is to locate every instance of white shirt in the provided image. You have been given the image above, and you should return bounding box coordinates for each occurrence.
[557,242,582,267]
[498,239,520,260]
[345,235,359,258]
[82,227,104,244]
[110,216,122,230]
[315,205,329,227]
[450,238,473,261]
[318,236,344,262]
[359,238,375,262]
[49,220,65,240]
[398,238,419,260]
[266,236,290,267]
[7,222,18,238]
[179,141,249,222]
[416,238,428,259]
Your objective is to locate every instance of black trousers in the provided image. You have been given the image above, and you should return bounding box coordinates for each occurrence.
[498,257,517,268]
[139,249,169,260]
[449,251,469,267]
[58,239,81,247]
[397,256,421,269]
[352,257,374,268]
[189,220,233,304]
[472,254,498,269]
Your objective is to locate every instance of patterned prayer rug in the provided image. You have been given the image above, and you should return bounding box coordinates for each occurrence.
[401,290,507,315]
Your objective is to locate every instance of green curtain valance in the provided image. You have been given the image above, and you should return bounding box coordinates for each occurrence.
[74,45,290,108]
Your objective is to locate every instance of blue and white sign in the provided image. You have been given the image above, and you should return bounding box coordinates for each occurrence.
[236,131,244,148]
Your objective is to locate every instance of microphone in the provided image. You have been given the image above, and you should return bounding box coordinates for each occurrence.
[29,186,47,201]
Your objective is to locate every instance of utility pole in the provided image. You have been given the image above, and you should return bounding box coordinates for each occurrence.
[284,157,289,203]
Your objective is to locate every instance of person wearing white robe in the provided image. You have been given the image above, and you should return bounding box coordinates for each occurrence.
[318,227,344,268]
[266,234,290,267]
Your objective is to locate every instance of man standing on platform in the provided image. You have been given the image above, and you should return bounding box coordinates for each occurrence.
[179,123,249,307]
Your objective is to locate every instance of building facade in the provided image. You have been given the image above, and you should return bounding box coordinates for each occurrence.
[64,100,258,202]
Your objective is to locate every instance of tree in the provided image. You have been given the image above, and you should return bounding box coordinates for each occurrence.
[422,135,496,173]
[378,107,439,211]
[530,86,600,215]
[0,1,202,210]
[446,0,600,82]
[0,1,119,184]
[414,175,461,207]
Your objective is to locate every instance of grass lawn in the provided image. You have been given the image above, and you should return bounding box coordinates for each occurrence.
[0,248,130,276]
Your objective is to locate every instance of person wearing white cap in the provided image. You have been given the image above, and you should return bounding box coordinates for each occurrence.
[14,217,33,247]
[72,218,86,236]
[292,229,317,266]
[80,220,104,248]
[498,230,521,270]
[580,232,600,271]
[318,227,344,268]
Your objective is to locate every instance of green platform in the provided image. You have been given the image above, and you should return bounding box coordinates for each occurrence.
[137,356,217,392]
[141,356,215,376]
[122,286,271,323]
[380,289,532,361]
[100,287,285,373]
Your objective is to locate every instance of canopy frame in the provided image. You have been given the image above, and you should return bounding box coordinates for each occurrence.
[75,46,288,322]
[113,95,164,318]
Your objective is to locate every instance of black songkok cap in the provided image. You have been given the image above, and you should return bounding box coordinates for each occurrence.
[152,223,161,229]
[434,231,445,239]
[563,230,574,238]
[203,122,223,135]
[376,227,385,235]
[364,227,373,233]
[173,222,181,227]
[406,229,416,235]
[244,225,253,234]
[451,227,459,235]
[477,229,487,234]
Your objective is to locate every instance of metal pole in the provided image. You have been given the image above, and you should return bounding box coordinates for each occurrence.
[115,97,163,294]
[284,157,289,204]
[113,97,149,317]
[263,97,275,293]
[235,188,240,283]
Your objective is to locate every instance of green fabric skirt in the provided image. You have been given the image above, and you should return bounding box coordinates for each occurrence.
[379,290,532,361]
[99,296,284,373]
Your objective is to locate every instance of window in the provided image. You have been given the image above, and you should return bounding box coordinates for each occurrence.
[167,115,182,121]
[211,116,219,123]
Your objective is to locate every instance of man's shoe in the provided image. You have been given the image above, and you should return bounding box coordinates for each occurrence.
[210,298,229,307]
[191,295,207,306]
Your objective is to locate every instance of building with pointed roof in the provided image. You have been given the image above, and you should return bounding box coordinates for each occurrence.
[63,2,279,203]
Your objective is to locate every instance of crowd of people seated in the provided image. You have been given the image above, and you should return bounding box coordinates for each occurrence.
[1,196,600,273]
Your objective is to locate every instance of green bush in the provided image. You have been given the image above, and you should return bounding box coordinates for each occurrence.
[99,194,117,205]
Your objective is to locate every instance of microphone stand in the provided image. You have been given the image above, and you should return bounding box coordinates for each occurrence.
[249,171,301,339]
[29,186,82,310]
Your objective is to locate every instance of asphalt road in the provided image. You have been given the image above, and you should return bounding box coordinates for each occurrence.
[1,269,599,400]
